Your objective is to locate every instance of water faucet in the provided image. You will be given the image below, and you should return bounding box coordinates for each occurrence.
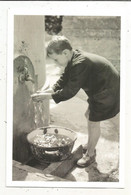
[18,66,35,84]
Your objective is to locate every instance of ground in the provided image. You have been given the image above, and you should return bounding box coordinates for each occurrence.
[45,61,119,182]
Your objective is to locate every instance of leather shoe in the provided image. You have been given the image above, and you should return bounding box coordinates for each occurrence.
[77,153,96,167]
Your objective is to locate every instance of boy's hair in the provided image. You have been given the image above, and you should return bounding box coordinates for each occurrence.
[46,36,72,55]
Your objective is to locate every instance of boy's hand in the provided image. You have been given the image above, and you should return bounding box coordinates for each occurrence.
[31,93,52,102]
[36,88,54,94]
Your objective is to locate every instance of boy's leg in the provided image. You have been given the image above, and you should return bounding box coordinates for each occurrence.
[83,108,100,156]
[86,112,119,157]
[77,108,101,167]
[86,120,100,157]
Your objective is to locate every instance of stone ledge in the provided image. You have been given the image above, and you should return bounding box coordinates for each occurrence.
[13,160,67,181]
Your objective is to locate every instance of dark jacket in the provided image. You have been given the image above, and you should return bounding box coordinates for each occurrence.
[52,50,120,121]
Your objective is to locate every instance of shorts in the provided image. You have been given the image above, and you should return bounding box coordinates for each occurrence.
[86,87,120,122]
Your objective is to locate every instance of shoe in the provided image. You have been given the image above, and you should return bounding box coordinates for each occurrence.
[77,153,96,167]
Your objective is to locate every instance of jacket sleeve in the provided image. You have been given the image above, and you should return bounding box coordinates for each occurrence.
[52,63,89,103]
[52,67,68,92]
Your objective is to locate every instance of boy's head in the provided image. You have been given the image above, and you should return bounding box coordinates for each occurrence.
[46,36,73,67]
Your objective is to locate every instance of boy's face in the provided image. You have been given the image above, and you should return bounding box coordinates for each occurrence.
[48,51,69,68]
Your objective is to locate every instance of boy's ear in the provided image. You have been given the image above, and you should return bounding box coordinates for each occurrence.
[62,49,70,56]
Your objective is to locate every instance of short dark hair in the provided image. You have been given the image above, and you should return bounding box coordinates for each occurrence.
[46,36,72,55]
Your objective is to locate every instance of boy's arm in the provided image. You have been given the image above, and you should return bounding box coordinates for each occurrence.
[36,69,68,94]
[52,63,89,103]
[31,63,88,103]
[52,67,69,92]
[31,68,69,102]
[31,92,52,102]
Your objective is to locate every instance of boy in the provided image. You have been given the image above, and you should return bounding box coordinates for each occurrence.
[31,36,120,167]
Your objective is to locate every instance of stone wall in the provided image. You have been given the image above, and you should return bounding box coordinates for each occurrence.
[14,15,46,87]
[61,16,120,72]
[13,16,48,163]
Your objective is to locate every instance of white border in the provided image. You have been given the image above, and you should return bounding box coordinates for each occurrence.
[6,1,127,188]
